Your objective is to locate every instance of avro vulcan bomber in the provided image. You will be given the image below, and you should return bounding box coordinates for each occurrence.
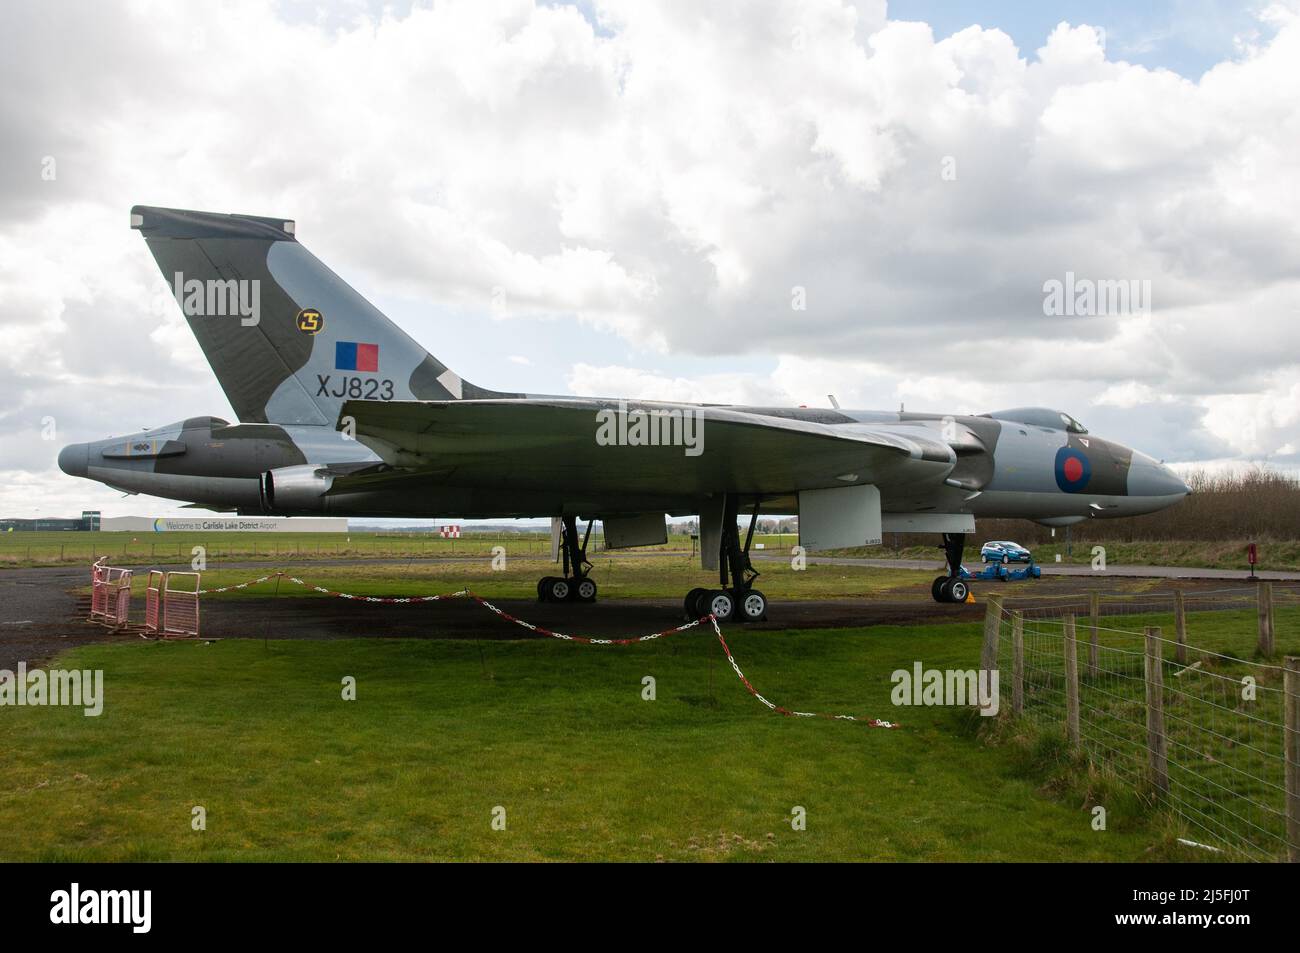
[60,207,1190,620]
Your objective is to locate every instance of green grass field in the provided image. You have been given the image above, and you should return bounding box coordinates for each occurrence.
[178,554,933,602]
[4,529,1298,572]
[6,598,1292,861]
[1,621,1181,862]
[0,530,801,569]
[0,529,586,567]
[4,528,1294,861]
[57,542,945,605]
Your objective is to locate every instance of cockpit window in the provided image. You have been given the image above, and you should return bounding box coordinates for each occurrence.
[982,407,1088,434]
[1059,412,1088,434]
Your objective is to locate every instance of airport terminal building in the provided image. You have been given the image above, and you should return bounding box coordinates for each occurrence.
[1,511,101,532]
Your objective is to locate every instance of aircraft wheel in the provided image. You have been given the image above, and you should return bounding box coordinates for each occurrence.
[545,577,572,602]
[947,578,970,603]
[705,589,735,623]
[575,577,598,603]
[684,587,707,619]
[931,576,948,602]
[538,577,555,602]
[738,589,767,622]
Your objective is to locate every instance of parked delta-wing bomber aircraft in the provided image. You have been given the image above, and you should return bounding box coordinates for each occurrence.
[59,206,1191,621]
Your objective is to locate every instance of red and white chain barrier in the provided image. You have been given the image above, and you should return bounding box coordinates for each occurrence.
[282,576,465,604]
[468,592,706,644]
[196,574,279,594]
[174,570,898,728]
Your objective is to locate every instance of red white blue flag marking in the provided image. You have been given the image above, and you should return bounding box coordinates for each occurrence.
[335,341,379,372]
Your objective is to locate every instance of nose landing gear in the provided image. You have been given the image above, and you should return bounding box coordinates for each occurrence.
[932,531,972,603]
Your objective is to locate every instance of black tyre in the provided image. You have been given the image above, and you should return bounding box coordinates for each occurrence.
[546,577,572,602]
[738,589,767,622]
[931,576,948,602]
[684,587,707,619]
[538,576,554,602]
[948,578,969,603]
[575,577,598,603]
[705,589,735,623]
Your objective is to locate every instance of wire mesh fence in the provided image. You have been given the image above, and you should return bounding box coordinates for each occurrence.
[985,585,1299,862]
[1006,582,1300,621]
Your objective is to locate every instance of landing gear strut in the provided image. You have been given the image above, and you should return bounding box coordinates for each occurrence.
[683,495,767,624]
[931,532,970,604]
[538,515,598,603]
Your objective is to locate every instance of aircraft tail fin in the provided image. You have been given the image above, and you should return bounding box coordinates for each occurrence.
[131,205,514,426]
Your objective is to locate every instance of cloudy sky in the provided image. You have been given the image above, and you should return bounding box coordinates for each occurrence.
[2,0,1298,519]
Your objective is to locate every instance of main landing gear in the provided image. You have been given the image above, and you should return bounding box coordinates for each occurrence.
[931,531,971,604]
[683,495,768,624]
[538,515,598,603]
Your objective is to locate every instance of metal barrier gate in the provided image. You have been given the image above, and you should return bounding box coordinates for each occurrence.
[90,560,133,629]
[161,572,201,638]
[90,564,203,637]
[89,558,109,620]
[144,570,165,633]
[108,569,133,628]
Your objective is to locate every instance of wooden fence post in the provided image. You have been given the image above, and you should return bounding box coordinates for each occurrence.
[1285,656,1299,863]
[1064,615,1080,748]
[1012,610,1024,715]
[1144,627,1169,795]
[1174,589,1187,666]
[1258,582,1275,656]
[981,594,1003,683]
[1088,592,1100,677]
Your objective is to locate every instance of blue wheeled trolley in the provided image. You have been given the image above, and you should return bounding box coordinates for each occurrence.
[960,561,1041,582]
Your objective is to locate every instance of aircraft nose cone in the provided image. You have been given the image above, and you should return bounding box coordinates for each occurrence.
[58,443,88,478]
[1128,453,1188,497]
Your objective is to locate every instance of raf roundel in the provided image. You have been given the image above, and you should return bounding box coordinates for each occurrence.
[295,308,324,335]
[1054,445,1092,493]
